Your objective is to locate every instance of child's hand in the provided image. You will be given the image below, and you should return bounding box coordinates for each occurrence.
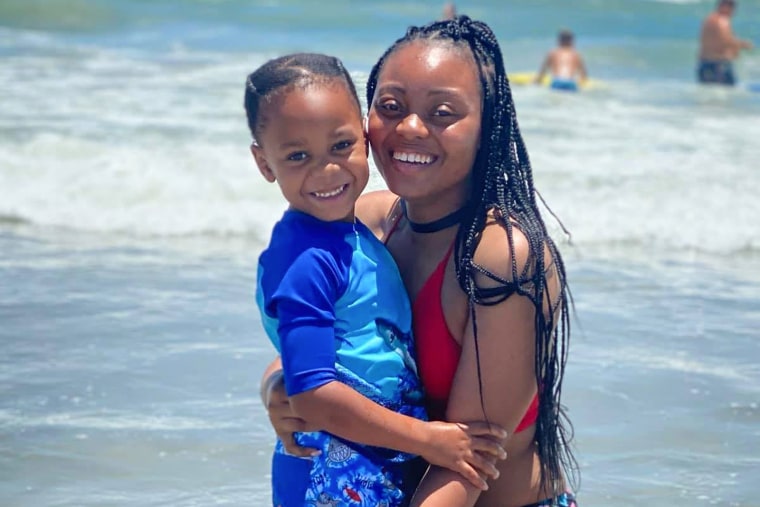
[421,421,507,490]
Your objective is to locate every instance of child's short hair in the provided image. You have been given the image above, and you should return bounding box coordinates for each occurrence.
[244,53,361,142]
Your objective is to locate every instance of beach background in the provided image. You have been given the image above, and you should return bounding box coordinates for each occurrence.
[1,0,759,505]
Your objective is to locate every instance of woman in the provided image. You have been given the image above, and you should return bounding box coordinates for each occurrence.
[261,15,578,507]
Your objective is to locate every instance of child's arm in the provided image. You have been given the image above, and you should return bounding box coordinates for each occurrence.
[290,380,506,491]
[267,248,506,490]
[263,362,505,490]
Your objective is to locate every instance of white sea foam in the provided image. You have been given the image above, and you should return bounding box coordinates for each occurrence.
[1,5,758,261]
[579,345,757,387]
[0,408,243,431]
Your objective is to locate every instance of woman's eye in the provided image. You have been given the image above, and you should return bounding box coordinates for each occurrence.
[286,151,307,162]
[434,107,454,117]
[380,101,400,112]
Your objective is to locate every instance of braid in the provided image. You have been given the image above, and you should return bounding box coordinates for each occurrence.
[244,53,361,143]
[367,16,579,494]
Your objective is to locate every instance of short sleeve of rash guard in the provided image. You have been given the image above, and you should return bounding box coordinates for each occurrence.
[270,248,346,397]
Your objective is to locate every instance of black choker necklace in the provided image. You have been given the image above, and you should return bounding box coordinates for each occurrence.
[400,200,466,234]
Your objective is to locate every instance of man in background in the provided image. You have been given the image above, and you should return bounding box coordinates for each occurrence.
[440,2,457,20]
[535,29,588,92]
[697,0,753,86]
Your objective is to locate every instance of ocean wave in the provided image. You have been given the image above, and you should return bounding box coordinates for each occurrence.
[1,3,758,257]
[0,0,120,32]
[0,408,244,431]
[578,346,758,388]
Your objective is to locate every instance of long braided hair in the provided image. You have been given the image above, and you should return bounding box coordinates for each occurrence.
[367,16,578,493]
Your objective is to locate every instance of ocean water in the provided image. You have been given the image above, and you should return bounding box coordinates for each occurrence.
[1,1,759,506]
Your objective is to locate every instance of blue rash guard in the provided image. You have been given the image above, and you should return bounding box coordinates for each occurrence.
[256,209,427,507]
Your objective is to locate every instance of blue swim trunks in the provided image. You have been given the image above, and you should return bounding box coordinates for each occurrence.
[697,59,735,86]
[550,78,579,92]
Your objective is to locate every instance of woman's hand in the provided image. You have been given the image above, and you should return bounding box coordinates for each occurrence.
[420,421,507,491]
[262,369,321,457]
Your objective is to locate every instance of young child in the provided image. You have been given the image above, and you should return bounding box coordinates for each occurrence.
[244,53,506,507]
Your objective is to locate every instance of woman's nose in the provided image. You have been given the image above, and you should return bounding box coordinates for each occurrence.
[396,113,429,139]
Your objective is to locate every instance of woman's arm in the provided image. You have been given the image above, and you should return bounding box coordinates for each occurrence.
[260,357,283,407]
[260,357,320,457]
[411,223,545,507]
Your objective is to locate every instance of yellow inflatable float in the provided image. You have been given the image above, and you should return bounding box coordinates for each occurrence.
[508,72,607,91]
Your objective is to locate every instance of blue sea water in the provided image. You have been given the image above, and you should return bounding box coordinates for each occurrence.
[1,1,759,506]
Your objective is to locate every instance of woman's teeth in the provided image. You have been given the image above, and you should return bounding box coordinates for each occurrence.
[393,151,434,164]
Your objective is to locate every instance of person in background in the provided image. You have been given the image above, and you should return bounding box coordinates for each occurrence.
[262,15,580,507]
[697,0,753,86]
[246,52,506,507]
[535,29,588,92]
[441,2,457,20]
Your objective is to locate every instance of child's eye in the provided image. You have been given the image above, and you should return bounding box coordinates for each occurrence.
[333,139,354,151]
[286,151,308,162]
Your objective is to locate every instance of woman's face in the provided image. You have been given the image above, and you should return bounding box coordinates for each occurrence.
[367,40,482,207]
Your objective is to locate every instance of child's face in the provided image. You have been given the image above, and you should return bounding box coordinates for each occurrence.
[251,82,368,223]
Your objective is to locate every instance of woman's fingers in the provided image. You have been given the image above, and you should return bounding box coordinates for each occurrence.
[270,414,308,433]
[266,381,320,457]
[277,431,320,458]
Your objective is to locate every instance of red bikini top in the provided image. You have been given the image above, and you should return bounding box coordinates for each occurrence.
[386,213,538,432]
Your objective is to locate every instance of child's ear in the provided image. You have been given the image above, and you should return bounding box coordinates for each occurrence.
[250,144,276,183]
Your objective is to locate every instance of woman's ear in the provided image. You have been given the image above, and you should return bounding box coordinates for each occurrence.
[250,144,276,183]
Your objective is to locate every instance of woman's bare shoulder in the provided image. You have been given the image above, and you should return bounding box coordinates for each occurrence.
[472,215,532,285]
[472,216,561,310]
[356,190,400,238]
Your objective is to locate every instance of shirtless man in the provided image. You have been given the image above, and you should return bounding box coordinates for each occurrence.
[535,30,588,92]
[440,2,457,20]
[697,0,753,86]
